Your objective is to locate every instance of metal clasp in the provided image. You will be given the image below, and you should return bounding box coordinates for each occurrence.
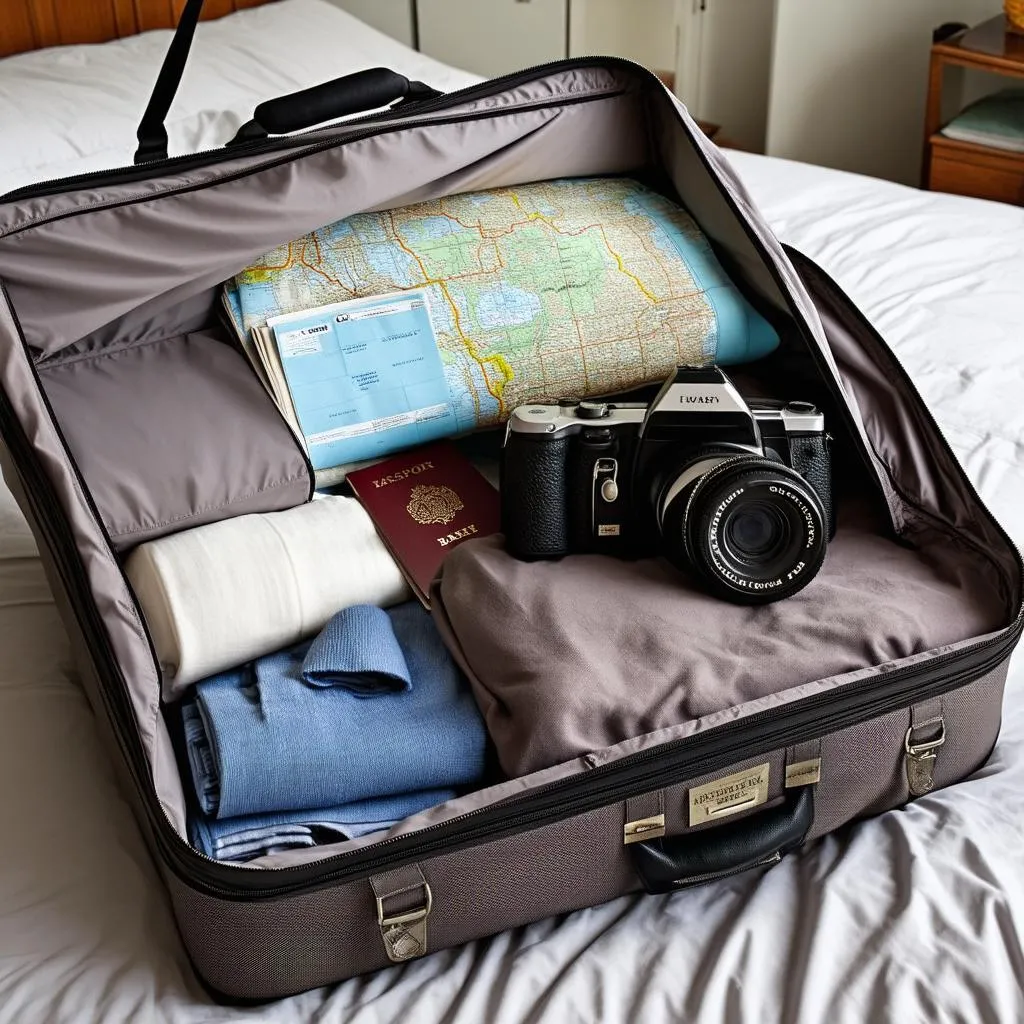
[376,881,433,963]
[623,813,666,845]
[905,719,945,797]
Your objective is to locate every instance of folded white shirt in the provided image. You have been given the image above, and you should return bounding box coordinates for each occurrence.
[125,495,411,699]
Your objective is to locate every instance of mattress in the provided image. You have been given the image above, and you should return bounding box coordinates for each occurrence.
[2,5,1024,1021]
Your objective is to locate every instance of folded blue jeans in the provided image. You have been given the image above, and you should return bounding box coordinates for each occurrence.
[183,602,487,818]
[189,788,455,861]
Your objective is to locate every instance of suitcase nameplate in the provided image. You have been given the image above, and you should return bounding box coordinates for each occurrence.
[688,763,770,826]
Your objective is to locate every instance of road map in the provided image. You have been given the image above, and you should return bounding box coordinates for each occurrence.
[226,177,778,467]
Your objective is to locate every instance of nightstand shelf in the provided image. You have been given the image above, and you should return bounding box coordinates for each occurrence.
[923,16,1024,205]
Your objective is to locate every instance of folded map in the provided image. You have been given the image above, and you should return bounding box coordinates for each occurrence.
[223,177,780,474]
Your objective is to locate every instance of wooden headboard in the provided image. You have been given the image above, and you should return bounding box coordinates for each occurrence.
[0,0,278,59]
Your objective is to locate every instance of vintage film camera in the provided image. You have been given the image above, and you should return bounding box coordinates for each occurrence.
[501,366,832,604]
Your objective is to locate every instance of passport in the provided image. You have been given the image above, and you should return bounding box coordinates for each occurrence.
[347,441,500,608]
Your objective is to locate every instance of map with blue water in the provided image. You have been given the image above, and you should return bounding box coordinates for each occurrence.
[226,177,777,469]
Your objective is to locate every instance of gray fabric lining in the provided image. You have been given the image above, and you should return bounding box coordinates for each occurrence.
[0,92,650,359]
[39,329,312,548]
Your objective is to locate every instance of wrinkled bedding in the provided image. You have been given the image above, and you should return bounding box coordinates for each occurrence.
[2,4,1024,1021]
[0,0,480,196]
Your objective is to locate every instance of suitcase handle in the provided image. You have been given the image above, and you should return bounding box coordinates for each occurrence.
[629,785,815,895]
[227,69,443,145]
[134,0,442,163]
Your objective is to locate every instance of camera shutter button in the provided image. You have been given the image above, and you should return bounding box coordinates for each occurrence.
[600,478,619,503]
[576,401,609,420]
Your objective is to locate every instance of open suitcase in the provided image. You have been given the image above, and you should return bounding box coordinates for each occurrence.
[0,1,1020,1002]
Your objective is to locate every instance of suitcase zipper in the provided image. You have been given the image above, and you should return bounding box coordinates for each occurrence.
[0,87,628,245]
[0,317,1019,901]
[175,622,1020,898]
[0,72,1021,899]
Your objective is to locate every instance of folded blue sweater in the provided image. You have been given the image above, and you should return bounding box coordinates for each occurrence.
[183,602,487,819]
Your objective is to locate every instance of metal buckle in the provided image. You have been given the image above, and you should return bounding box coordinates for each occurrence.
[904,719,946,756]
[623,813,666,845]
[905,719,946,797]
[592,457,621,537]
[376,881,433,963]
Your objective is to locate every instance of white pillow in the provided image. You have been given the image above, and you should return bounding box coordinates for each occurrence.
[0,0,481,196]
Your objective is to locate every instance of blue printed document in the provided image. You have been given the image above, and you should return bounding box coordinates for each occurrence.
[267,292,457,470]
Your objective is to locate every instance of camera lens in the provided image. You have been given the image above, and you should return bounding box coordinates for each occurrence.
[725,502,789,561]
[659,456,828,604]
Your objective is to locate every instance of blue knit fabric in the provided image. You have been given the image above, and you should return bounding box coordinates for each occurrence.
[183,602,487,819]
[188,788,455,861]
[302,604,411,693]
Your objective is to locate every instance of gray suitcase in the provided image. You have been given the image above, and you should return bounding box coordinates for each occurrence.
[0,0,1019,1001]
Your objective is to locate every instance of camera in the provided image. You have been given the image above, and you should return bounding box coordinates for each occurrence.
[501,366,832,604]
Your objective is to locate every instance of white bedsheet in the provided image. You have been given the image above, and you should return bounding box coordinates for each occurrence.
[2,9,1024,1022]
[0,0,480,196]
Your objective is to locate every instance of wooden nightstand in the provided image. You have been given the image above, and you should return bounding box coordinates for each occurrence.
[923,16,1024,205]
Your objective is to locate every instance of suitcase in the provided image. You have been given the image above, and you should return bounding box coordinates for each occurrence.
[0,0,1020,1002]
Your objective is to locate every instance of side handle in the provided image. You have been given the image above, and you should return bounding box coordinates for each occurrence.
[629,786,814,894]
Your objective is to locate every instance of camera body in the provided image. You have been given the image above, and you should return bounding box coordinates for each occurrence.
[501,366,832,603]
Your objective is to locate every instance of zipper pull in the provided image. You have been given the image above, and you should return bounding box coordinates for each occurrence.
[905,719,945,797]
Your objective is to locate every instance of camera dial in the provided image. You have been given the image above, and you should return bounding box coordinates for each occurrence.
[576,401,610,420]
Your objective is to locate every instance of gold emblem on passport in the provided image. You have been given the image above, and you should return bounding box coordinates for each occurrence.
[688,763,770,826]
[406,484,464,525]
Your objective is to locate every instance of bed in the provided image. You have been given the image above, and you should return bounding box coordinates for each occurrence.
[1,2,1023,1021]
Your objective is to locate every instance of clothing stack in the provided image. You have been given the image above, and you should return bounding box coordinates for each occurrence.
[181,601,487,861]
[126,494,488,862]
[125,494,412,698]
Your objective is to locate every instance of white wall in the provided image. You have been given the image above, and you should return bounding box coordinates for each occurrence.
[674,0,776,152]
[766,0,1004,185]
[570,0,677,70]
[322,0,415,47]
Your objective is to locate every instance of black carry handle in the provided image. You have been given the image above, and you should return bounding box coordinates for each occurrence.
[228,69,442,145]
[135,0,204,164]
[630,786,814,895]
[134,0,442,163]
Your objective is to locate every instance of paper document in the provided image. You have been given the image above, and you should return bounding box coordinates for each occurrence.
[267,291,457,470]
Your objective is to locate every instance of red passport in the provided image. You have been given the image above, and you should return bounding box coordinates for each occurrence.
[347,441,500,608]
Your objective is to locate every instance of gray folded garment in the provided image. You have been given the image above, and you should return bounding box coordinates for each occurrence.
[433,509,1005,777]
